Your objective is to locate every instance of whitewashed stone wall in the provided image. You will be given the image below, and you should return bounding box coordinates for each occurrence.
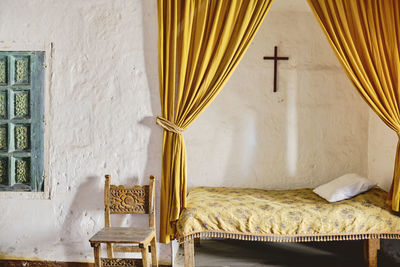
[368,111,397,191]
[186,1,369,190]
[0,0,168,263]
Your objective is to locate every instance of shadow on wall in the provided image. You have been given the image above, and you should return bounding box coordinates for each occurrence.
[63,1,164,262]
[141,0,162,234]
[214,46,369,190]
[140,0,162,187]
[141,0,178,264]
[219,63,295,189]
[381,239,400,265]
[60,176,103,259]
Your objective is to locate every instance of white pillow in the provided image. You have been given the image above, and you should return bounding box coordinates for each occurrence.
[313,173,376,202]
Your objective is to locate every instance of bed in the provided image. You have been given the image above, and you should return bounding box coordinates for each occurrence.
[177,186,400,267]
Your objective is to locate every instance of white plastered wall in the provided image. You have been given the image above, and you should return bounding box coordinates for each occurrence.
[367,111,397,191]
[186,0,369,190]
[0,0,169,264]
[1,0,393,264]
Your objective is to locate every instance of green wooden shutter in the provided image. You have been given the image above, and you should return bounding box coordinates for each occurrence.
[0,52,44,191]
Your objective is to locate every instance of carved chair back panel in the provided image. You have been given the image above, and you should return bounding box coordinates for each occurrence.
[109,185,149,214]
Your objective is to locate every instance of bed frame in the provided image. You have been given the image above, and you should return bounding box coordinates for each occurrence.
[183,237,380,267]
[176,186,400,267]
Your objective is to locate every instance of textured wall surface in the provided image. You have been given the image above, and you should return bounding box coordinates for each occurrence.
[368,111,397,191]
[0,0,167,263]
[186,1,369,190]
[0,0,398,265]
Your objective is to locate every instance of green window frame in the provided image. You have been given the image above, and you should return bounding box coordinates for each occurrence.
[0,51,44,191]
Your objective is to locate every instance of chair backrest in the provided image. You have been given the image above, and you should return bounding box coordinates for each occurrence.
[104,174,156,228]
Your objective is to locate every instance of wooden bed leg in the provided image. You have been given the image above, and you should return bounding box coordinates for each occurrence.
[184,239,195,267]
[364,239,380,267]
[194,237,201,247]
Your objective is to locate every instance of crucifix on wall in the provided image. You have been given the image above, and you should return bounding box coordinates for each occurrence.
[263,46,289,92]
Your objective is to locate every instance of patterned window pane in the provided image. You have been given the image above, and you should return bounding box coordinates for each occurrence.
[15,158,30,185]
[14,124,30,151]
[14,56,30,85]
[0,125,7,151]
[0,158,8,186]
[0,57,7,85]
[14,91,30,118]
[0,91,7,119]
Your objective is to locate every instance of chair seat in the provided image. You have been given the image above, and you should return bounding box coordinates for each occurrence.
[89,227,155,244]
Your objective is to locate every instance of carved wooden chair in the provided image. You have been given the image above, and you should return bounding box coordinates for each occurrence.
[89,175,158,267]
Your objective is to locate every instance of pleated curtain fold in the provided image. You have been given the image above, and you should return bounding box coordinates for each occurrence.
[157,0,274,243]
[307,0,400,211]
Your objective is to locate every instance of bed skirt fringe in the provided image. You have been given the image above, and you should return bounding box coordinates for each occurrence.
[178,231,400,244]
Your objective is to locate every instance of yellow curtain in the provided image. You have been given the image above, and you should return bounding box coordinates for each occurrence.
[157,0,274,243]
[307,0,400,211]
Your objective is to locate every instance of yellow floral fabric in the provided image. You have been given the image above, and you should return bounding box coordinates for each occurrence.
[177,187,400,241]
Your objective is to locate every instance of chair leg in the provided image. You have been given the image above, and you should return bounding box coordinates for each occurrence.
[141,244,150,267]
[93,243,101,267]
[106,243,114,258]
[150,237,158,267]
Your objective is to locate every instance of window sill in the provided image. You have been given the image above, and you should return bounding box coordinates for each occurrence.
[0,180,50,199]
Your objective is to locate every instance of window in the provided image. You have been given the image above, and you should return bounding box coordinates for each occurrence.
[0,52,44,191]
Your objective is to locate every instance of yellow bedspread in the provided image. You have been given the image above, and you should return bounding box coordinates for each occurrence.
[176,186,400,243]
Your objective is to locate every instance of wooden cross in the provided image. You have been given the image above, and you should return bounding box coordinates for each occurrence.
[263,46,289,92]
